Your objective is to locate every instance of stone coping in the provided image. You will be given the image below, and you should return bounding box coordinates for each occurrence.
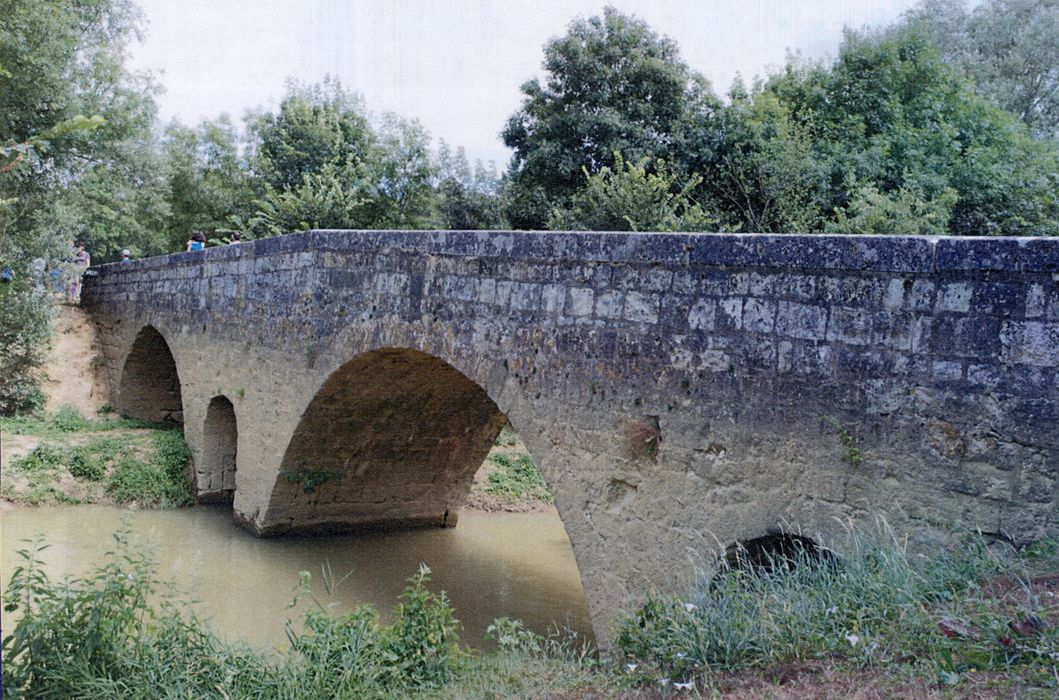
[91,230,1059,276]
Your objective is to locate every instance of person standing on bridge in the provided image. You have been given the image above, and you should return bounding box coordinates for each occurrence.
[186,231,206,252]
[66,241,90,303]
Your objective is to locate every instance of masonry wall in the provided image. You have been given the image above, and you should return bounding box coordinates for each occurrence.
[82,230,1059,643]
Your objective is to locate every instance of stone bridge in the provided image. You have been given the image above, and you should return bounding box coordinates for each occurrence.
[82,230,1059,641]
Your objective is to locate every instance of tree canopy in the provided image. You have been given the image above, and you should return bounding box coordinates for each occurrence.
[500,6,719,228]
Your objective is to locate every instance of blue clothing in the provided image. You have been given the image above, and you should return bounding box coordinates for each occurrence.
[189,241,205,251]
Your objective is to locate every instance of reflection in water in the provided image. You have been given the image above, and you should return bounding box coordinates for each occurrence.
[0,505,593,651]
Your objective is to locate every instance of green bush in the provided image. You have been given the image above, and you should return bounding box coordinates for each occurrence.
[51,405,90,432]
[485,453,552,503]
[12,444,66,473]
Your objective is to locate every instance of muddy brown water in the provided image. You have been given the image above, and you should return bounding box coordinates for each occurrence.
[1,504,593,651]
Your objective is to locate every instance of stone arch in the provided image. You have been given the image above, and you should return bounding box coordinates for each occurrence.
[197,395,238,504]
[261,347,508,535]
[118,325,184,425]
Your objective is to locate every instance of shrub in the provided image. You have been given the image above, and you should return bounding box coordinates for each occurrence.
[51,404,90,432]
[105,430,192,506]
[485,453,552,503]
[12,444,66,473]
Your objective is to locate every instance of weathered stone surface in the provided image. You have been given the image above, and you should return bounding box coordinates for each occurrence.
[82,230,1059,645]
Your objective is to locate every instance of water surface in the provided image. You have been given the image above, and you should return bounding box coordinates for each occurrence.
[1,504,593,650]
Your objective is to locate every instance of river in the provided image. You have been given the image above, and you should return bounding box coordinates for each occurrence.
[0,504,593,651]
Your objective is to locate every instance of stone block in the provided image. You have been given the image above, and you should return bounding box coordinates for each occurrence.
[566,287,595,317]
[775,301,828,340]
[623,291,659,324]
[1000,320,1059,367]
[742,298,776,333]
[687,299,715,331]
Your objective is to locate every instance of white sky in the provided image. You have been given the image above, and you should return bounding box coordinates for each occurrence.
[128,0,923,168]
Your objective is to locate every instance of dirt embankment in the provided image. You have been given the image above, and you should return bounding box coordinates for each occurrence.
[43,304,109,416]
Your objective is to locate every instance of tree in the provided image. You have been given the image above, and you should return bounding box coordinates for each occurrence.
[162,116,255,250]
[501,6,719,228]
[714,25,1059,236]
[0,0,157,413]
[904,0,1059,137]
[240,80,438,236]
[548,153,714,232]
[250,77,373,192]
[433,141,502,229]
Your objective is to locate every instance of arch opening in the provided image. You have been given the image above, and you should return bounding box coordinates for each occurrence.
[263,348,508,535]
[723,532,836,576]
[198,396,238,504]
[117,325,184,425]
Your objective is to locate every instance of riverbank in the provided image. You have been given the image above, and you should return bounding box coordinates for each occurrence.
[2,519,1056,698]
[1,408,554,514]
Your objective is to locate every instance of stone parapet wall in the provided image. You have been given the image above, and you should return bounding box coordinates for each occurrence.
[83,230,1059,643]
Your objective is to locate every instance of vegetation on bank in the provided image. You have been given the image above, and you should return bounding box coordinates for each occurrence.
[465,425,554,512]
[619,524,1059,695]
[1,406,192,507]
[3,523,1056,698]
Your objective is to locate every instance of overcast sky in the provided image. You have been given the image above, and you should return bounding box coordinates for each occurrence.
[128,0,924,168]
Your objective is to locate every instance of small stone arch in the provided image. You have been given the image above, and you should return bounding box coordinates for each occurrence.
[260,347,509,535]
[118,325,184,425]
[723,532,835,574]
[197,395,239,504]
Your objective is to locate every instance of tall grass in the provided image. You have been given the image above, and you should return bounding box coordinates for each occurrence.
[617,521,1059,689]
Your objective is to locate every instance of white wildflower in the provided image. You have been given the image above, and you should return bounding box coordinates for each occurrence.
[683,602,698,612]
[845,633,860,647]
[625,663,638,672]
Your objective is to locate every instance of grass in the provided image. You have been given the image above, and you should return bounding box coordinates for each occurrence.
[616,521,1059,695]
[1,408,193,508]
[2,404,169,438]
[483,452,553,504]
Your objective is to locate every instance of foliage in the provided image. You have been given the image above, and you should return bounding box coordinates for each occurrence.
[904,0,1059,137]
[501,6,719,228]
[433,140,503,229]
[0,0,158,410]
[160,115,256,251]
[484,452,553,504]
[713,24,1059,236]
[617,522,1059,691]
[2,422,191,507]
[105,430,192,507]
[0,282,51,415]
[704,83,830,233]
[827,182,958,236]
[549,153,714,232]
[237,78,438,237]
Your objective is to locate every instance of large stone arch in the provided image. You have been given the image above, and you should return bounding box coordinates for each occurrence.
[117,325,184,425]
[197,395,239,503]
[259,347,509,535]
